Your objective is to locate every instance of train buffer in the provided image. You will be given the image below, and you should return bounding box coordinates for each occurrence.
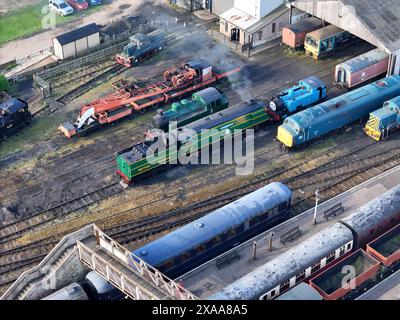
[216,250,240,269]
[280,226,302,244]
[323,203,345,220]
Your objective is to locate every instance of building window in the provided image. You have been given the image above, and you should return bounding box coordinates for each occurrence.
[272,22,276,33]
[225,21,228,33]
[258,30,263,41]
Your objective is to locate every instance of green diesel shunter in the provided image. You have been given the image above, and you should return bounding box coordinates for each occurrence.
[152,87,229,131]
[116,99,271,184]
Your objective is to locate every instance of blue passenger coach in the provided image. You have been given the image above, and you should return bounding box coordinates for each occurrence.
[132,182,292,279]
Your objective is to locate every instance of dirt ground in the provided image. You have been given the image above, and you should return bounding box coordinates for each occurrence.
[0,0,170,64]
[0,0,43,14]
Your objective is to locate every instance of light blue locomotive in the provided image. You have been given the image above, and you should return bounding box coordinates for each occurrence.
[364,96,400,141]
[132,182,292,279]
[267,76,327,121]
[277,75,400,148]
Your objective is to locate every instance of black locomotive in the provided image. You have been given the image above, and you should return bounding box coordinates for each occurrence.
[0,91,32,139]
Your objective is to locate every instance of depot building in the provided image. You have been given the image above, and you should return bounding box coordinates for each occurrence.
[290,0,400,75]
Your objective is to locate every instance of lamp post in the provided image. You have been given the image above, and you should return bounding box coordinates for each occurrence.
[313,189,320,225]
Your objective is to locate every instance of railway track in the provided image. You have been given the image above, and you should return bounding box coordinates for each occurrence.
[0,42,378,294]
[1,139,399,295]
[108,144,400,246]
[0,42,366,193]
[0,182,124,248]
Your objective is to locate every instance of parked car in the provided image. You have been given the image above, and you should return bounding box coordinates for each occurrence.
[66,0,89,10]
[88,0,102,5]
[49,0,74,16]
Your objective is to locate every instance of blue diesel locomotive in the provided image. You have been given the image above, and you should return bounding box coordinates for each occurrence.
[132,182,292,279]
[267,76,327,121]
[277,75,400,148]
[364,96,400,141]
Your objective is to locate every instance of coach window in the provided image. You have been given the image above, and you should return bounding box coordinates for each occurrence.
[258,30,263,41]
[346,242,352,251]
[236,224,244,233]
[249,216,259,227]
[278,202,287,212]
[296,271,306,283]
[226,228,236,239]
[311,261,321,273]
[196,244,206,255]
[326,251,336,264]
[272,22,276,33]
[280,280,290,292]
[180,252,191,263]
[160,260,174,272]
[269,289,276,299]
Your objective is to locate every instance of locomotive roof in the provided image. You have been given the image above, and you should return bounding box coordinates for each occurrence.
[186,59,211,70]
[306,25,344,40]
[208,223,353,300]
[132,182,292,267]
[299,76,326,89]
[282,75,400,129]
[0,95,27,114]
[340,184,400,240]
[338,48,389,72]
[371,98,400,119]
[180,99,266,133]
[193,87,224,106]
[287,17,324,34]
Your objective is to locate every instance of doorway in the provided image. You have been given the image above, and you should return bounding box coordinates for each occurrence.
[231,28,240,42]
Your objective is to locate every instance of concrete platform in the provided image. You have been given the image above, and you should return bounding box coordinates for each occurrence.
[357,269,400,300]
[180,166,400,299]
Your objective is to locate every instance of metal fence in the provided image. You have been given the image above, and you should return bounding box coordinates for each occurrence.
[36,37,129,80]
[77,225,198,301]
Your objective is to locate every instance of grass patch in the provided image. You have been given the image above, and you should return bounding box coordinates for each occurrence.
[0,1,103,46]
[0,112,64,159]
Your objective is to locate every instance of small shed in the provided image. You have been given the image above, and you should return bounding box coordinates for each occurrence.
[53,23,100,60]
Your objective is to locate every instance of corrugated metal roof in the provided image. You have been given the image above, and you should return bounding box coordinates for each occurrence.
[220,7,259,30]
[292,0,400,52]
[287,16,324,34]
[343,0,400,52]
[54,23,99,46]
[306,24,344,41]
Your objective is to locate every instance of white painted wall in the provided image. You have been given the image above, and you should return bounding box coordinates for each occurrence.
[393,49,400,75]
[75,38,88,55]
[234,0,283,19]
[87,33,100,49]
[63,42,76,60]
[53,39,64,59]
